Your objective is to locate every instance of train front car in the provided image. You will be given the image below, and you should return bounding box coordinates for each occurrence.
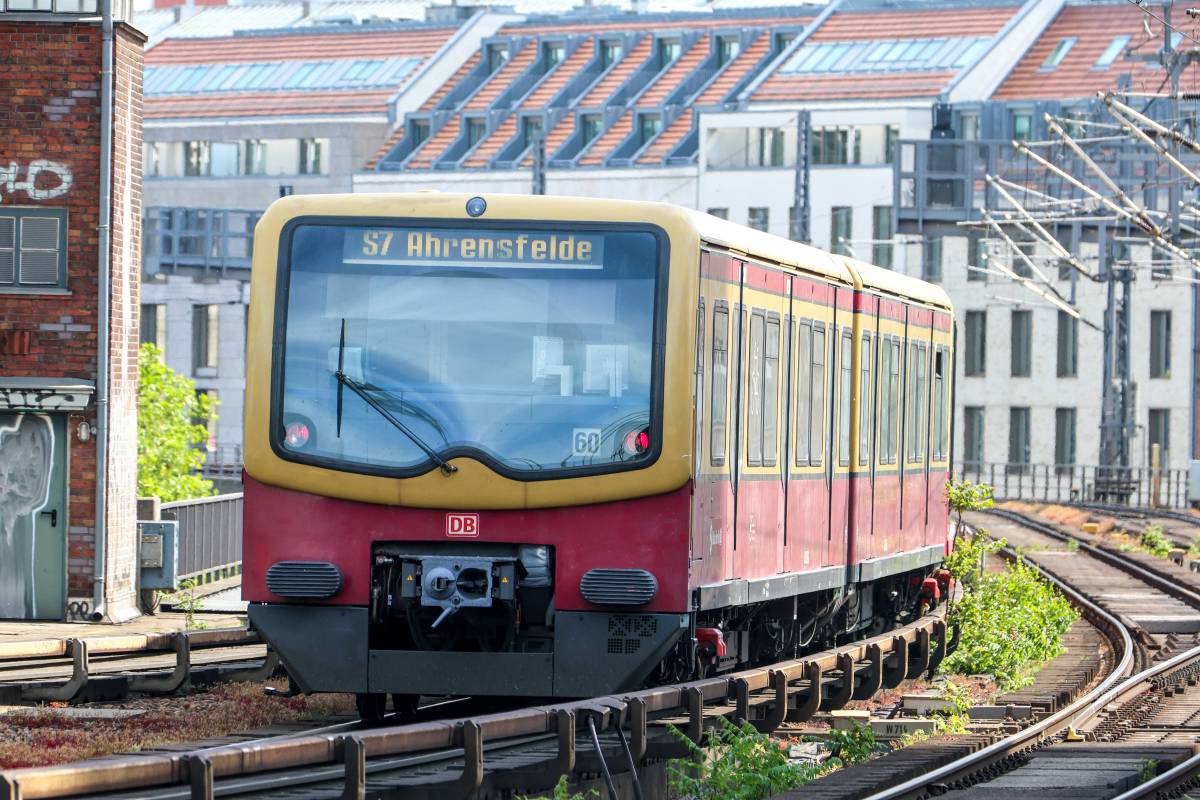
[242,194,699,716]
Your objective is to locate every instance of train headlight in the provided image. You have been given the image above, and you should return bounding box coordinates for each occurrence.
[284,421,310,449]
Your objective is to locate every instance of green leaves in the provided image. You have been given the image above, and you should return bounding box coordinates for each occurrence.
[946,478,994,517]
[137,343,217,503]
[942,557,1078,690]
[666,718,824,800]
[1139,524,1171,558]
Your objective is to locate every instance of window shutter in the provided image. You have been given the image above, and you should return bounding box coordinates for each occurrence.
[0,216,14,284]
[18,216,60,285]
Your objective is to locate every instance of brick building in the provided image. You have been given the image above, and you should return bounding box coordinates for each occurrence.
[0,0,144,621]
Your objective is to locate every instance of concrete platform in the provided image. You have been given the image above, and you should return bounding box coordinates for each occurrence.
[0,609,245,644]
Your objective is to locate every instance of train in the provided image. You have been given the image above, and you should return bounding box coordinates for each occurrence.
[240,193,954,720]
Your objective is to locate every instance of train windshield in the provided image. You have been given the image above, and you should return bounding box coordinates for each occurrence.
[275,222,664,477]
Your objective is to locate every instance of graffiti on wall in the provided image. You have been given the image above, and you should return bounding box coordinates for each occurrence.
[0,415,54,619]
[0,160,73,201]
[0,388,89,411]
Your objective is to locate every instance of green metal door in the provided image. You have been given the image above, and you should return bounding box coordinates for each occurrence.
[0,413,66,620]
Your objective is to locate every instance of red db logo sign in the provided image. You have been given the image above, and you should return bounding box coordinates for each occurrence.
[446,513,479,537]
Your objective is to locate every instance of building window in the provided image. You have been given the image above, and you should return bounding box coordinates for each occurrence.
[184,141,209,176]
[831,206,852,255]
[964,310,986,376]
[960,113,980,140]
[299,138,326,174]
[600,40,621,69]
[964,406,984,465]
[811,127,857,165]
[1010,309,1032,377]
[1149,408,1170,466]
[718,36,740,66]
[1011,111,1032,141]
[707,208,729,220]
[487,44,508,73]
[1008,406,1030,472]
[748,207,769,232]
[1057,310,1078,377]
[582,114,602,144]
[522,116,543,146]
[1040,37,1077,71]
[1055,407,1076,472]
[657,38,681,68]
[871,206,893,268]
[209,141,239,177]
[192,304,219,374]
[1013,241,1035,278]
[141,303,166,353]
[542,42,565,69]
[145,142,162,177]
[639,114,662,144]
[412,120,431,147]
[243,139,268,175]
[1150,310,1171,378]
[968,233,987,281]
[924,236,942,282]
[0,208,67,290]
[885,124,900,164]
[1095,35,1131,69]
[466,119,487,148]
[194,389,218,452]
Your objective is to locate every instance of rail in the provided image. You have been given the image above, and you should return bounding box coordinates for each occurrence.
[0,610,954,799]
[160,493,243,581]
[958,461,1189,509]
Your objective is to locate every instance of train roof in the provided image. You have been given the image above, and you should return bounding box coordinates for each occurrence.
[684,207,953,312]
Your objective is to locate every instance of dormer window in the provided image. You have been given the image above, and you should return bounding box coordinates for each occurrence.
[718,37,740,66]
[486,44,508,74]
[1094,35,1131,69]
[542,42,565,69]
[600,40,621,69]
[657,39,681,69]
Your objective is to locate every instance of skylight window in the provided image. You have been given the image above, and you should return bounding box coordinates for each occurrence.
[1095,35,1131,68]
[145,57,424,96]
[781,36,990,74]
[1039,36,1077,70]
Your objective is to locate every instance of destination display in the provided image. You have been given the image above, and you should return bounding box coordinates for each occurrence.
[343,227,606,270]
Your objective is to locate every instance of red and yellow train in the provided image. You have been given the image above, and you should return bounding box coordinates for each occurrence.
[241,193,954,719]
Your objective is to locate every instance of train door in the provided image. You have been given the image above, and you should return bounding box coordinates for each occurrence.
[828,287,852,569]
[692,251,738,587]
[784,277,831,572]
[733,262,786,584]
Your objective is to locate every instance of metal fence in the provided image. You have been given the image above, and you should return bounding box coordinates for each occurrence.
[958,462,1190,509]
[160,493,243,580]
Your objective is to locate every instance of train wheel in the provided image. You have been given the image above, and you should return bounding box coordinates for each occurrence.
[392,693,420,719]
[355,692,388,724]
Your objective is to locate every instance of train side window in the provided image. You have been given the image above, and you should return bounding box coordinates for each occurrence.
[883,338,900,464]
[933,346,947,460]
[764,315,780,467]
[810,323,826,466]
[916,343,928,462]
[905,341,919,462]
[747,311,765,467]
[695,300,705,472]
[859,332,872,466]
[838,329,852,467]
[710,306,729,465]
[795,320,812,466]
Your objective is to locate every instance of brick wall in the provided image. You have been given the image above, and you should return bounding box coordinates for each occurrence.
[0,19,145,619]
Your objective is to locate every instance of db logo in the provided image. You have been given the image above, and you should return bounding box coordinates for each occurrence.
[446,512,479,537]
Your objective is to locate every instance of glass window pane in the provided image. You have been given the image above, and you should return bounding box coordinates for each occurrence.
[859,335,872,465]
[796,322,812,465]
[810,326,825,465]
[764,318,779,466]
[711,308,728,464]
[839,331,852,466]
[747,313,764,466]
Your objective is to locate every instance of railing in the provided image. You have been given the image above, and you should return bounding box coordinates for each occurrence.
[143,207,260,276]
[201,445,243,480]
[957,462,1190,510]
[160,493,243,581]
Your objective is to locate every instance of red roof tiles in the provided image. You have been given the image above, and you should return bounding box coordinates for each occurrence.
[577,36,653,107]
[521,39,595,109]
[694,31,769,106]
[808,7,1009,41]
[638,34,710,105]
[528,112,575,165]
[146,27,453,65]
[421,51,480,112]
[465,41,538,110]
[146,89,395,118]
[992,5,1194,100]
[637,109,691,164]
[754,71,959,102]
[463,114,517,167]
[405,116,460,169]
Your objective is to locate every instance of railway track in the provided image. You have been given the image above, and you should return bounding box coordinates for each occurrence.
[0,608,955,799]
[783,507,1200,799]
[0,627,277,704]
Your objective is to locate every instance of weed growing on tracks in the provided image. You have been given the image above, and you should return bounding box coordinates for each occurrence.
[1137,759,1159,782]
[666,718,826,799]
[175,577,207,631]
[0,681,355,769]
[1139,525,1171,558]
[517,775,598,800]
[942,557,1078,690]
[823,723,876,765]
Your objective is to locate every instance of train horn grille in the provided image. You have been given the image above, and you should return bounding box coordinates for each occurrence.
[581,568,658,607]
[266,561,343,599]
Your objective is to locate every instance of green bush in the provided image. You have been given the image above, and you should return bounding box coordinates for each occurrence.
[137,343,217,502]
[667,718,823,800]
[824,724,875,765]
[942,558,1078,690]
[1139,524,1171,558]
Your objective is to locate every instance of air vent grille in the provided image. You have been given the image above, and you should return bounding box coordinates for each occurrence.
[266,561,343,599]
[581,568,657,606]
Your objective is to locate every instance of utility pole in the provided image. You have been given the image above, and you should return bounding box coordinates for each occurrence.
[791,109,810,243]
[532,128,546,196]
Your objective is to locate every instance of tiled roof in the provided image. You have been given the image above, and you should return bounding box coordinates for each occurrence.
[524,113,575,167]
[406,116,461,169]
[637,109,693,163]
[638,34,711,105]
[750,5,1017,102]
[992,4,1197,100]
[578,109,633,165]
[693,29,769,105]
[144,25,454,119]
[421,51,481,111]
[578,36,654,107]
[464,41,537,110]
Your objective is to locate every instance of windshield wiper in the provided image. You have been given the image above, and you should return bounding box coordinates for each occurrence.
[333,319,458,476]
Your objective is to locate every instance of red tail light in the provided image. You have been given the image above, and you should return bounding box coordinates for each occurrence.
[623,428,650,456]
[284,421,310,448]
